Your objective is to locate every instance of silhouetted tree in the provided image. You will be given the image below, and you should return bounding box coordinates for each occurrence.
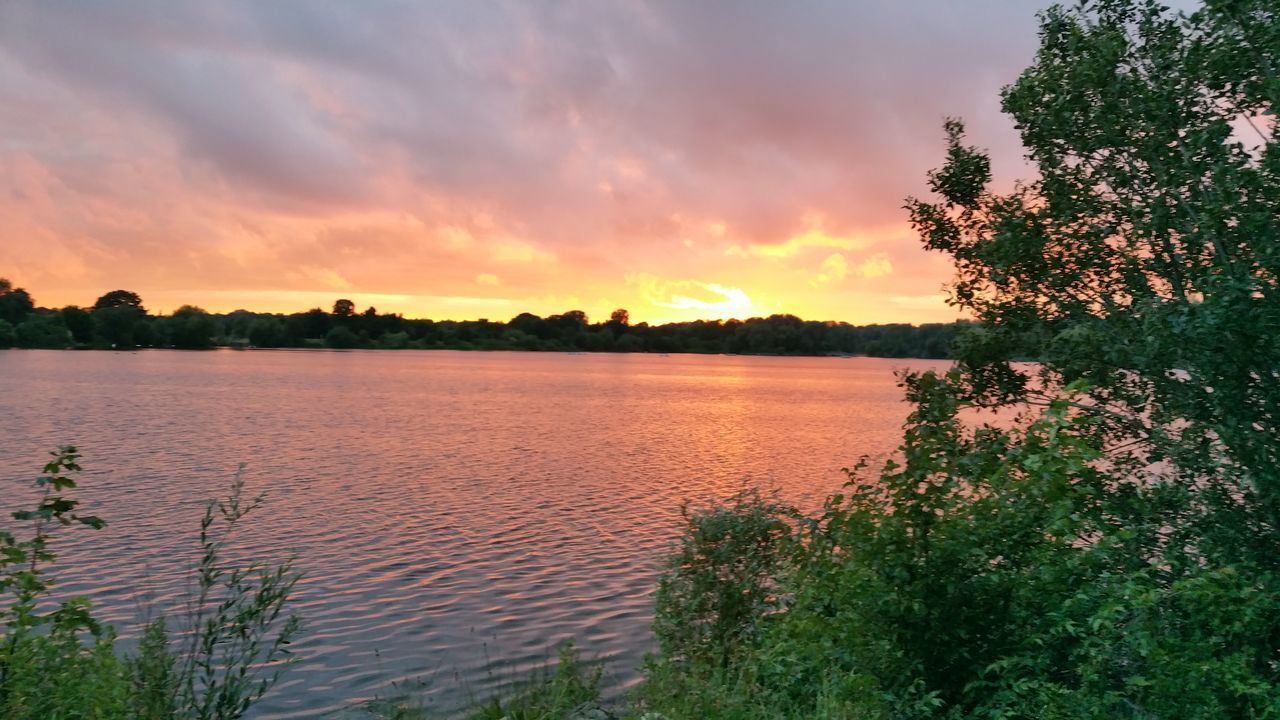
[332,298,355,317]
[297,308,331,339]
[509,312,549,340]
[93,289,145,313]
[0,279,34,325]
[324,325,359,349]
[0,276,967,357]
[61,306,94,345]
[248,318,287,348]
[169,305,218,349]
[15,313,70,349]
[606,308,630,335]
[92,305,145,348]
[547,310,588,346]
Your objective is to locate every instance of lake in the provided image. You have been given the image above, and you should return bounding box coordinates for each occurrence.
[0,350,942,718]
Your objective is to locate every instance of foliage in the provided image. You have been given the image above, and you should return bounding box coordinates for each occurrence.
[0,280,34,326]
[641,378,1280,718]
[173,465,303,719]
[653,489,797,670]
[0,447,117,718]
[333,298,356,317]
[0,319,14,349]
[61,305,94,345]
[247,317,287,348]
[906,0,1280,553]
[637,1,1280,718]
[366,641,602,720]
[0,280,963,358]
[93,289,146,312]
[324,324,360,349]
[469,642,602,720]
[14,312,71,349]
[0,448,301,720]
[92,304,147,349]
[167,305,218,350]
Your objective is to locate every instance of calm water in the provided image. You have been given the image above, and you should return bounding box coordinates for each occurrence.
[0,350,941,718]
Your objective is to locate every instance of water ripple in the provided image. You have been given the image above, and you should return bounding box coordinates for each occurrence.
[0,349,941,718]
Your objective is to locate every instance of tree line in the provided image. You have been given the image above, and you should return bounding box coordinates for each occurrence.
[0,281,965,358]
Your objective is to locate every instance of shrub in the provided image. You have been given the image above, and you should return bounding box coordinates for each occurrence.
[653,489,798,671]
[0,447,301,720]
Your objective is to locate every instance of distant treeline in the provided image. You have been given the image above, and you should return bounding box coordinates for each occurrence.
[0,279,965,358]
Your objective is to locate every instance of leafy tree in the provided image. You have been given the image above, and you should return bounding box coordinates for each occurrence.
[607,308,630,330]
[0,284,966,357]
[168,305,217,349]
[14,314,70,349]
[376,330,410,349]
[293,308,331,341]
[332,298,355,317]
[548,310,588,328]
[0,320,13,349]
[92,306,145,349]
[509,312,550,340]
[0,280,34,325]
[60,306,94,346]
[248,318,287,348]
[906,0,1280,562]
[323,325,359,349]
[93,290,145,313]
[639,2,1280,719]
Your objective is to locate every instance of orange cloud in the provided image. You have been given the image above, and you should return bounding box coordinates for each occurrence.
[0,1,1050,324]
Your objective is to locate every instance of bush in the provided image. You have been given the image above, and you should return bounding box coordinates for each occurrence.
[639,374,1280,719]
[0,447,301,720]
[14,313,70,349]
[324,325,360,349]
[653,489,797,670]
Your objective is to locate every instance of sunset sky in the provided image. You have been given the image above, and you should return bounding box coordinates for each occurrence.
[1,1,1057,324]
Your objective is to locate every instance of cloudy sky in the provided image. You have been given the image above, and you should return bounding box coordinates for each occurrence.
[1,1,1056,323]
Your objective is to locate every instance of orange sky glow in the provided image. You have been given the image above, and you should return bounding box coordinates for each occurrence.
[0,1,1054,325]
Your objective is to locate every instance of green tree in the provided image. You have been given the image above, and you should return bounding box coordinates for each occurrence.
[294,308,331,340]
[92,306,144,349]
[0,319,14,349]
[906,0,1280,559]
[0,280,34,326]
[248,318,287,348]
[607,308,630,329]
[168,305,217,349]
[323,325,359,349]
[14,314,70,349]
[509,312,549,340]
[60,306,94,346]
[332,298,355,317]
[640,3,1280,719]
[93,290,145,313]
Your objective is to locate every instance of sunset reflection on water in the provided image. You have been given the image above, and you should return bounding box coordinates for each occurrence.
[0,350,944,717]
